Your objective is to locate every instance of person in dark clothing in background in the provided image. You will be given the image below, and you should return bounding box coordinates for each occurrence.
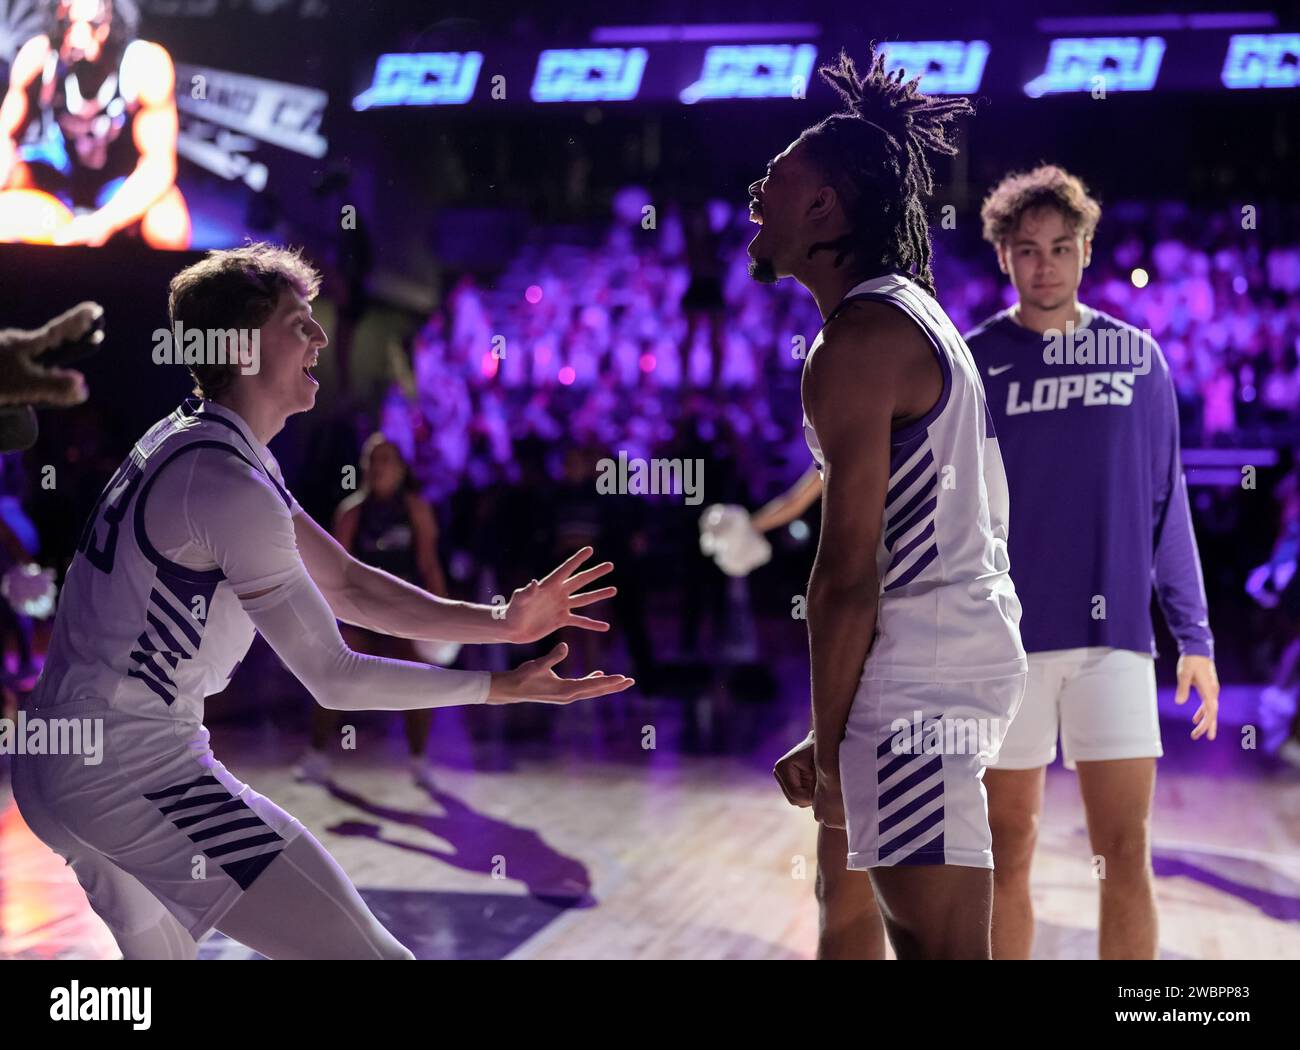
[295,432,454,789]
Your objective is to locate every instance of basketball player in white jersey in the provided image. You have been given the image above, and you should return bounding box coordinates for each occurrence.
[12,243,633,960]
[746,47,1025,958]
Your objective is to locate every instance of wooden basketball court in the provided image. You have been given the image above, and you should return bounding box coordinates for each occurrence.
[3,699,1297,960]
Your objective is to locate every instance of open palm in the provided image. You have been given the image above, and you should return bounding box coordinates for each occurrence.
[490,642,634,705]
[505,546,617,644]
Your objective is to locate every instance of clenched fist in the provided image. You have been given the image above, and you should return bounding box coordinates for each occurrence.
[774,731,815,807]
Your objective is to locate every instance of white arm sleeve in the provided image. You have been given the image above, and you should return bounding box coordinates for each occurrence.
[178,448,490,711]
[237,564,489,711]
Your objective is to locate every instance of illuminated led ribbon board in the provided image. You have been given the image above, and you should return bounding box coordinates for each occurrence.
[349,32,1299,109]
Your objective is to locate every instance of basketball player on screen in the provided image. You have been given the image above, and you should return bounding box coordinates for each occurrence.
[746,46,1026,959]
[0,0,190,247]
[13,244,632,960]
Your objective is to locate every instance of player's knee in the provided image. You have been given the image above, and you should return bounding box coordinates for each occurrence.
[816,868,882,956]
[886,912,988,961]
[816,862,878,909]
[115,916,198,961]
[989,809,1038,874]
[1090,824,1151,876]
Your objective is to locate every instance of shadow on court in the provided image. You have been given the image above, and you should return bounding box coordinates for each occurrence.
[322,779,596,908]
[199,780,596,959]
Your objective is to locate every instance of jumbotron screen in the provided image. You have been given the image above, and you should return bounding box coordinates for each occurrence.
[0,0,327,250]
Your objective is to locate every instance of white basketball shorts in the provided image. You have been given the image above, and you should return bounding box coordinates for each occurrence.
[986,646,1161,771]
[839,671,1027,870]
[12,697,304,942]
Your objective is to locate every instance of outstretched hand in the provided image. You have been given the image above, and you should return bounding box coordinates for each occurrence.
[505,546,617,643]
[488,642,634,705]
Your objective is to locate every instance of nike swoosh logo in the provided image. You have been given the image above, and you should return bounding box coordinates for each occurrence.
[987,364,1014,376]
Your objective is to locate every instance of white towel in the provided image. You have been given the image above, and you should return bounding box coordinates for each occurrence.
[699,504,771,577]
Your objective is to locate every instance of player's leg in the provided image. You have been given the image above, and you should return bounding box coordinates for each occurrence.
[1075,758,1157,959]
[89,868,200,961]
[68,852,199,960]
[11,753,198,960]
[815,823,886,959]
[119,908,201,960]
[214,827,413,960]
[863,693,999,960]
[837,674,1023,959]
[868,864,993,959]
[56,844,200,960]
[984,766,1045,959]
[1059,648,1161,959]
[983,651,1067,958]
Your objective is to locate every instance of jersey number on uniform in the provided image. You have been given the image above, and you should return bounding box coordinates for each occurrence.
[77,460,144,574]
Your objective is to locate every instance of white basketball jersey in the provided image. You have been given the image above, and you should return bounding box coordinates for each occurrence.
[803,273,1025,682]
[34,399,298,731]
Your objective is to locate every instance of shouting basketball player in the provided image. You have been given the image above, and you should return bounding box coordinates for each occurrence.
[748,47,1026,959]
[13,243,632,960]
[768,165,1220,961]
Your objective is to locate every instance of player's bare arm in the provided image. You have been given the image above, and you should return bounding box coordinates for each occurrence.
[293,509,617,646]
[804,303,941,829]
[763,468,828,806]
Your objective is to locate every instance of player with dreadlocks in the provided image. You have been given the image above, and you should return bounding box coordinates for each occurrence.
[749,45,1026,959]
